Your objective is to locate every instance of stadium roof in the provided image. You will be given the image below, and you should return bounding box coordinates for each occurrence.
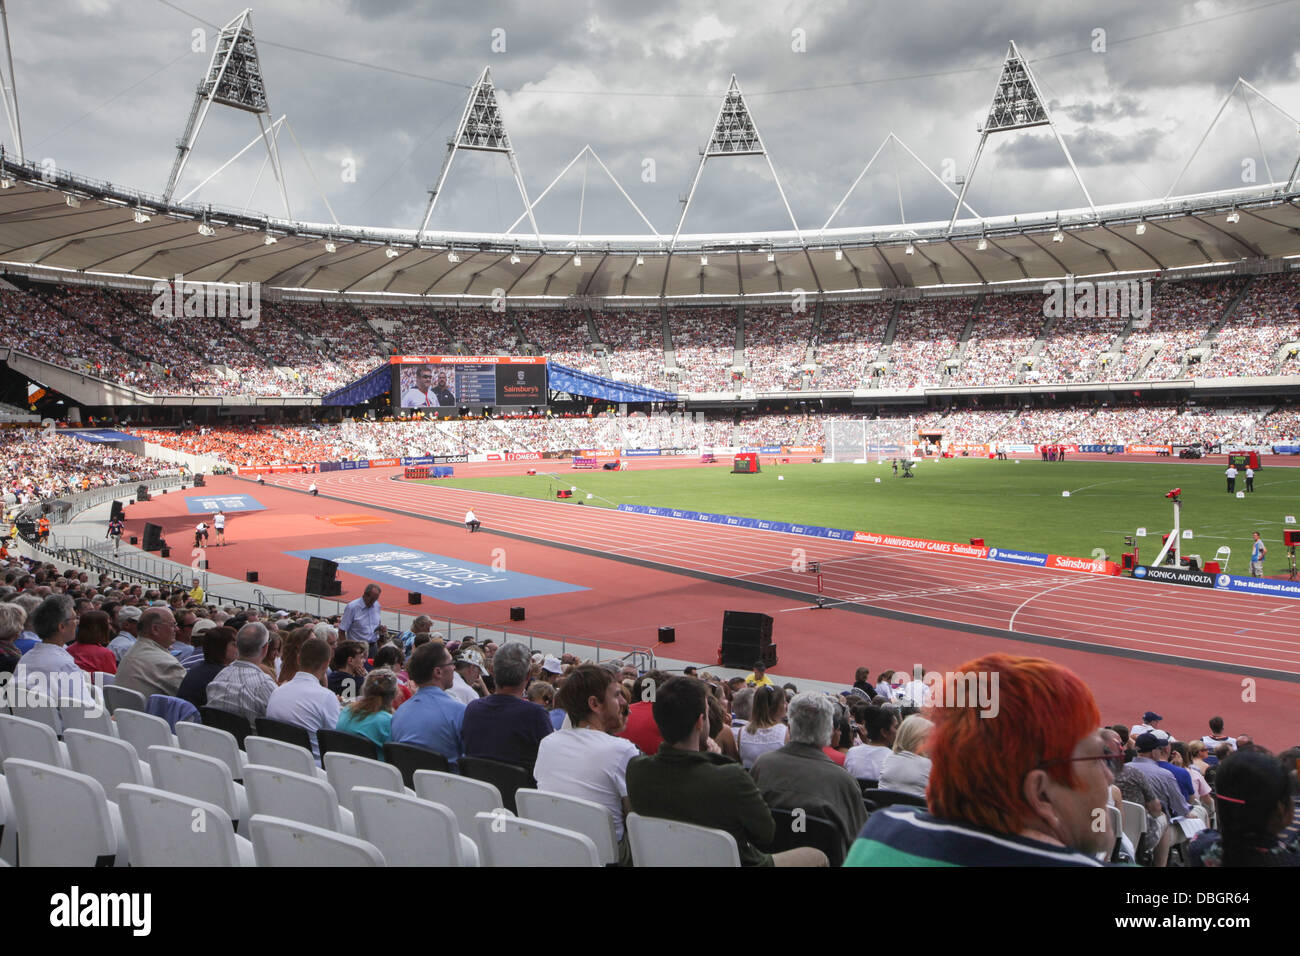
[0,155,1297,302]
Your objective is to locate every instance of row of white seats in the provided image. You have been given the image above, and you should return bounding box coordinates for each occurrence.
[0,714,742,866]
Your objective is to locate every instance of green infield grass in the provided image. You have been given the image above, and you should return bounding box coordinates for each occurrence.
[420,458,1300,566]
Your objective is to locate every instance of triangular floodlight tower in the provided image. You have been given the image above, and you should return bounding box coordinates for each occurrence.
[417,66,543,249]
[504,145,660,237]
[670,75,803,252]
[822,132,981,231]
[162,8,291,219]
[1167,78,1300,197]
[946,42,1094,234]
[0,1,23,162]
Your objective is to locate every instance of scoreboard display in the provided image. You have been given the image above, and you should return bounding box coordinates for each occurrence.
[392,355,548,409]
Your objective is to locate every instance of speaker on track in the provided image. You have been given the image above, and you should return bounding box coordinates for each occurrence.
[658,626,676,644]
[245,571,259,583]
[408,592,422,605]
[137,484,150,502]
[141,522,164,552]
[305,556,339,596]
[110,500,124,521]
[194,474,206,487]
[510,606,525,622]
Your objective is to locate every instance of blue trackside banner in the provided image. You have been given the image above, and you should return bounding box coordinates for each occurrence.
[987,547,1049,567]
[615,505,880,545]
[1077,444,1125,454]
[402,455,438,466]
[623,448,662,457]
[1214,573,1300,599]
[760,446,782,454]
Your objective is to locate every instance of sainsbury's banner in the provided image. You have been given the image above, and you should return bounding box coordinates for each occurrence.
[581,449,620,458]
[949,443,990,454]
[988,547,1049,567]
[1128,444,1172,454]
[1046,554,1120,575]
[851,532,989,559]
[368,457,399,467]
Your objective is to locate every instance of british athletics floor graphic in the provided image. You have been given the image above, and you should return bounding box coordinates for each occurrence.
[284,544,588,604]
[184,494,266,514]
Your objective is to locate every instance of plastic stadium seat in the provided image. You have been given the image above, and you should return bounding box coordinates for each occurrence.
[243,764,356,836]
[863,789,928,812]
[458,755,532,814]
[64,729,153,794]
[352,787,478,867]
[1121,800,1148,858]
[58,694,117,738]
[383,741,450,788]
[515,788,619,865]
[626,813,740,867]
[11,690,64,736]
[116,783,255,867]
[473,811,600,867]
[200,707,251,748]
[249,814,385,867]
[254,717,313,753]
[104,685,148,715]
[318,728,379,760]
[178,722,248,781]
[3,757,128,866]
[0,712,70,769]
[324,752,408,813]
[114,709,177,756]
[147,745,249,831]
[0,774,14,867]
[245,736,326,781]
[765,808,845,867]
[413,769,508,836]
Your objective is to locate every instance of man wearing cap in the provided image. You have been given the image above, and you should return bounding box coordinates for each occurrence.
[1130,732,1191,819]
[108,604,142,662]
[449,648,487,706]
[1150,730,1197,807]
[1130,710,1163,739]
[745,661,774,688]
[185,618,220,670]
[340,584,383,649]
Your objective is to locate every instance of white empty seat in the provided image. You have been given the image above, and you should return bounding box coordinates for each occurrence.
[2,757,129,866]
[147,745,249,830]
[178,722,247,781]
[116,783,255,867]
[243,764,356,836]
[104,685,147,715]
[473,810,600,867]
[0,774,14,866]
[11,690,64,736]
[64,729,154,793]
[352,786,479,867]
[1121,799,1147,856]
[248,814,384,867]
[245,736,326,781]
[324,752,409,813]
[626,813,740,867]
[0,712,70,769]
[413,769,509,836]
[516,788,620,865]
[115,709,177,756]
[58,694,117,738]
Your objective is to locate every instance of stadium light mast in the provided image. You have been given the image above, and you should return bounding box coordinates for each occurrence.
[162,8,291,219]
[670,75,804,252]
[946,42,1095,235]
[417,66,543,250]
[0,0,23,162]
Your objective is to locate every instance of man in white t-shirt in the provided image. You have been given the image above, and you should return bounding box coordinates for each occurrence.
[401,366,442,408]
[534,664,639,846]
[465,509,480,533]
[194,521,208,548]
[213,509,226,546]
[1225,466,1237,493]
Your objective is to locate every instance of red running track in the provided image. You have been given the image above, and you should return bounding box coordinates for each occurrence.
[262,465,1300,680]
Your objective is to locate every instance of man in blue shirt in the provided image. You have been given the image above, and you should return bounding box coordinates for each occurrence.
[1250,532,1267,577]
[390,642,465,767]
[461,643,552,777]
[340,584,383,649]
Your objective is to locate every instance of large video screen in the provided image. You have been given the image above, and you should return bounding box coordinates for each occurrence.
[392,356,548,409]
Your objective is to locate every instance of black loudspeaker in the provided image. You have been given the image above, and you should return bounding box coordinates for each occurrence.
[658,626,676,644]
[160,547,171,558]
[325,580,342,596]
[510,606,525,622]
[408,592,422,605]
[246,571,259,583]
[720,610,773,668]
[142,523,164,551]
[305,556,339,596]
[194,474,205,487]
[137,485,150,502]
[129,536,138,545]
[110,500,124,521]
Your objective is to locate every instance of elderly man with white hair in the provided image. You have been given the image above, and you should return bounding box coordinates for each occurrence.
[750,692,868,855]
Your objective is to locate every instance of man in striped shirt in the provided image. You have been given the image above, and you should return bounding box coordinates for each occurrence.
[204,623,278,729]
[845,654,1114,867]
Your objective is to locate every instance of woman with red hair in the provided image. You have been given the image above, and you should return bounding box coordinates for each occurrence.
[845,653,1115,867]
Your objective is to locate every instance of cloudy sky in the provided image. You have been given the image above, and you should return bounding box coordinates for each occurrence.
[10,0,1299,236]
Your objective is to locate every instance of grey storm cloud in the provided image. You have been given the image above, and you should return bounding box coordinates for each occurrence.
[4,0,1296,235]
